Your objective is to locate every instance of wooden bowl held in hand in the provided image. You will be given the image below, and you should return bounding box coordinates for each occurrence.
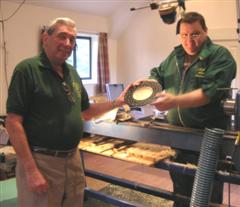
[124,81,162,107]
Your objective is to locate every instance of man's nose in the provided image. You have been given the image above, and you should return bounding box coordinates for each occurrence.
[64,38,72,46]
[184,36,195,44]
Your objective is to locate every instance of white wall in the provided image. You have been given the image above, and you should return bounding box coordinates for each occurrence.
[0,1,117,114]
[116,0,238,86]
[117,10,178,85]
[1,0,239,115]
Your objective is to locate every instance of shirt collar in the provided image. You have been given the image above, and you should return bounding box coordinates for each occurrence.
[198,37,212,60]
[38,50,52,70]
[38,50,70,77]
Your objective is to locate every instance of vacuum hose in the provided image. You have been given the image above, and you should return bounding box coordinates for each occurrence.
[190,128,224,207]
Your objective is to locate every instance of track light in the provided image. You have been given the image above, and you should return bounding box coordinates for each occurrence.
[130,0,186,24]
[159,5,177,24]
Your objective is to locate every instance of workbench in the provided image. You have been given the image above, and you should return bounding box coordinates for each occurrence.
[82,119,240,207]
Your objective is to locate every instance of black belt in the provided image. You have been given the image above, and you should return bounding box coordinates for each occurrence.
[31,146,77,158]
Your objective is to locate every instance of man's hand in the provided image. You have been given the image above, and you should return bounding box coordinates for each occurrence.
[152,89,210,111]
[114,84,132,106]
[151,91,177,111]
[26,168,49,193]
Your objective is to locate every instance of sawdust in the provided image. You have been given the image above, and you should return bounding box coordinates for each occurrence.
[84,184,173,207]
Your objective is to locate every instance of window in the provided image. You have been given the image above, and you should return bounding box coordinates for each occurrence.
[67,33,98,84]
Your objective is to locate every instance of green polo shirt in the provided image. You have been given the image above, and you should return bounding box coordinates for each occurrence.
[150,37,236,129]
[7,51,90,150]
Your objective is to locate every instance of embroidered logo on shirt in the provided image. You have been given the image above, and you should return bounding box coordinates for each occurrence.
[72,81,81,97]
[195,68,205,77]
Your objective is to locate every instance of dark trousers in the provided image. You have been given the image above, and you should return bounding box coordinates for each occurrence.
[170,150,224,207]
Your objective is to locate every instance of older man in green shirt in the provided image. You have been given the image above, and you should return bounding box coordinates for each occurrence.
[6,17,125,207]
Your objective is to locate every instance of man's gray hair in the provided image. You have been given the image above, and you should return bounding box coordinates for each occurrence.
[46,17,76,35]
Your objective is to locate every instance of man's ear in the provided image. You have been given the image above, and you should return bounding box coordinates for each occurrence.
[41,32,48,46]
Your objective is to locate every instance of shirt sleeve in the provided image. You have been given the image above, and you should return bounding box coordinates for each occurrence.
[149,56,172,90]
[149,66,162,81]
[201,47,236,101]
[6,63,33,116]
[80,85,90,111]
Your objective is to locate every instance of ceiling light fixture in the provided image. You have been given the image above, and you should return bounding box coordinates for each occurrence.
[130,0,186,24]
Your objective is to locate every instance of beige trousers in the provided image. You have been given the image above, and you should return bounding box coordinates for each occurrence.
[16,150,85,207]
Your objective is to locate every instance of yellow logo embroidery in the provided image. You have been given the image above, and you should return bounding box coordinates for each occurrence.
[195,68,205,77]
[72,81,81,97]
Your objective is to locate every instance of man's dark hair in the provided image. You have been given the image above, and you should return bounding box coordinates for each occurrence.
[176,12,207,34]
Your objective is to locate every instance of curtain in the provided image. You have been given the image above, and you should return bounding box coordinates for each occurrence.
[97,32,110,93]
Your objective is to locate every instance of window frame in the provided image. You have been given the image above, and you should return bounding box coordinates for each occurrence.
[67,33,98,84]
[72,36,92,80]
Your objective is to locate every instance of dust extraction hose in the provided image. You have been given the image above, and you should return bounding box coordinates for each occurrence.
[190,128,224,207]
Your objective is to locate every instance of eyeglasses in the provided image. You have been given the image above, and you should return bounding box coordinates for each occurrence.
[180,32,201,40]
[62,81,75,103]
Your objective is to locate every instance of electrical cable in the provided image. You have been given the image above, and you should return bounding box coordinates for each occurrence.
[228,181,231,207]
[0,0,8,88]
[225,131,240,207]
[0,0,26,22]
[225,154,232,207]
[0,0,26,89]
[0,20,8,87]
[236,0,240,42]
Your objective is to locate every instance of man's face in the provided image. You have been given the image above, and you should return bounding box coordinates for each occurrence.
[43,24,76,65]
[179,21,207,55]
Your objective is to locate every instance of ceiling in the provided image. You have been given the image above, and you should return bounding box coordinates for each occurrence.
[13,0,149,17]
